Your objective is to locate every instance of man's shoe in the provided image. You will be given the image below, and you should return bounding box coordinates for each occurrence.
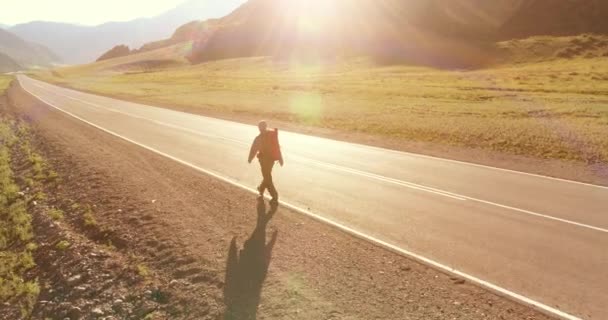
[270,198,279,206]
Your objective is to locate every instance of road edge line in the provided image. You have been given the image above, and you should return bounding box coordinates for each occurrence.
[17,77,581,320]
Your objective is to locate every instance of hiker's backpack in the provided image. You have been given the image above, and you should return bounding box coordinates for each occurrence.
[266,129,282,161]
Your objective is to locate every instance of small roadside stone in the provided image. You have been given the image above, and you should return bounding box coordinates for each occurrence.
[112,299,124,313]
[135,302,157,317]
[92,308,104,316]
[67,306,82,318]
[67,274,82,284]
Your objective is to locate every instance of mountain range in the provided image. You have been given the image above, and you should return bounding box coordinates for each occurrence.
[186,0,520,66]
[0,28,59,70]
[5,0,608,69]
[184,0,608,66]
[9,0,245,64]
[0,52,22,73]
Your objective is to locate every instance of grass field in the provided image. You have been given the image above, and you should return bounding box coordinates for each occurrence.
[33,41,608,165]
[0,75,12,92]
[0,75,40,317]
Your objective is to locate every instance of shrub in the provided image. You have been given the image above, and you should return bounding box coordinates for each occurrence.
[48,208,64,221]
[137,264,150,277]
[56,240,70,250]
[83,211,97,227]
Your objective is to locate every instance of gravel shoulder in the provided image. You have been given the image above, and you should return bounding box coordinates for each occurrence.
[7,82,556,319]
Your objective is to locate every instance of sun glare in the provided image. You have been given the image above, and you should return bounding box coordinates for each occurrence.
[283,0,340,33]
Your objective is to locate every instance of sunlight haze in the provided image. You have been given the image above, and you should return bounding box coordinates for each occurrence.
[1,0,192,26]
[1,1,607,319]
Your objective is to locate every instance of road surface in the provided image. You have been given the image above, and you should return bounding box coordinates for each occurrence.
[17,75,608,319]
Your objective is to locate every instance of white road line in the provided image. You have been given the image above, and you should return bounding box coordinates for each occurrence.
[37,86,467,201]
[297,158,608,233]
[65,93,247,145]
[28,80,608,234]
[28,77,608,191]
[291,156,467,200]
[19,77,581,320]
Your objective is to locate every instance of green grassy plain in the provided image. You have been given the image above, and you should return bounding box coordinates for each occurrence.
[34,41,608,165]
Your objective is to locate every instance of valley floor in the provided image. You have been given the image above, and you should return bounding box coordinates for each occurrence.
[1,79,559,319]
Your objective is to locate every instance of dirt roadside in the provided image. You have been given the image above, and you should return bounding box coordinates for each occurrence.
[6,82,556,319]
[1,93,216,319]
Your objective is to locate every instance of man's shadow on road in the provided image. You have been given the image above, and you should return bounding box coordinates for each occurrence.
[223,199,278,320]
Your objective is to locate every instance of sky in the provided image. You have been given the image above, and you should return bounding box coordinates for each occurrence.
[0,0,189,26]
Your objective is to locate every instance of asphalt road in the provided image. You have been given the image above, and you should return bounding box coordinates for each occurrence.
[17,75,608,319]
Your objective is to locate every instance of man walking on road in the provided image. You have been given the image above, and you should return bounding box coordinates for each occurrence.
[248,120,283,205]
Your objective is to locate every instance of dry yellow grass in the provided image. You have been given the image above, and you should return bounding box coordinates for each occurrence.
[0,112,39,318]
[33,45,608,164]
[0,75,12,93]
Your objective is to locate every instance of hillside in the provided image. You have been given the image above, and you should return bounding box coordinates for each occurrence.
[56,43,191,75]
[10,0,245,64]
[497,34,608,63]
[139,19,219,53]
[187,0,513,67]
[499,0,608,39]
[178,0,608,67]
[0,52,22,72]
[96,45,132,62]
[0,28,59,67]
